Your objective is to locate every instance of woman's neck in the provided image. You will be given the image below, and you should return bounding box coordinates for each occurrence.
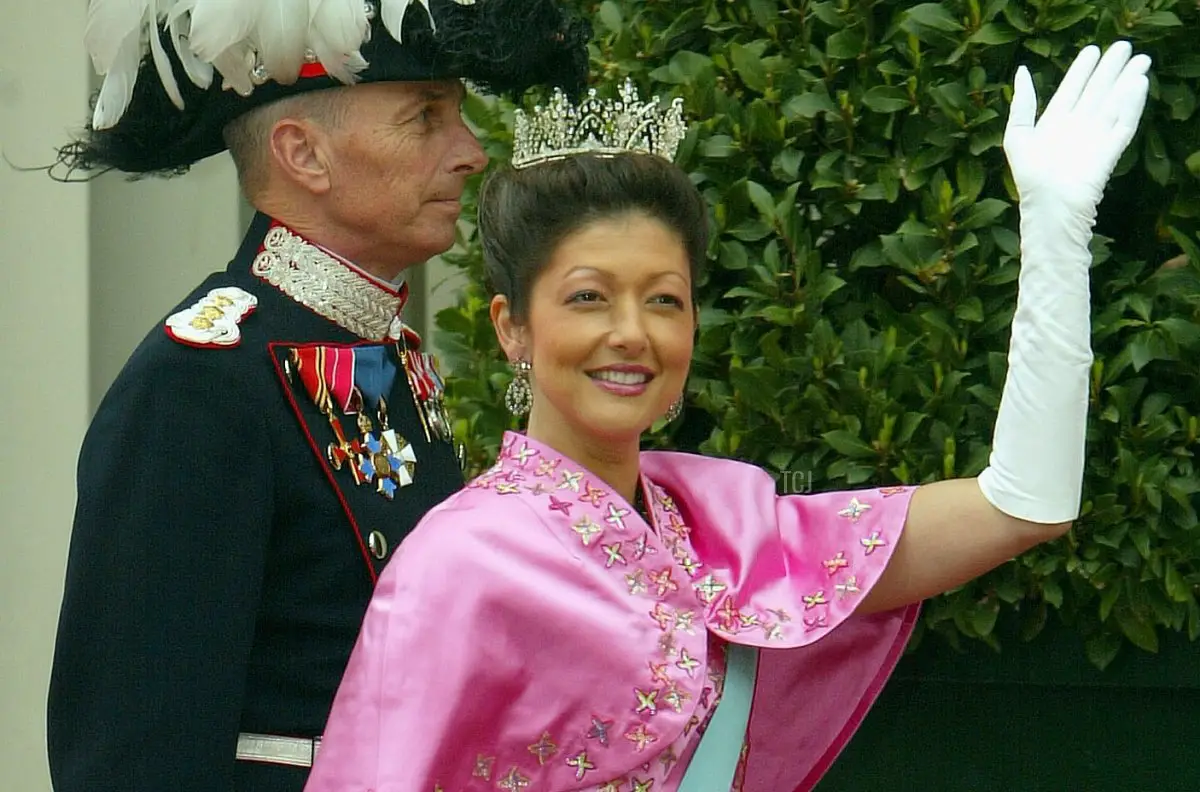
[524,419,641,506]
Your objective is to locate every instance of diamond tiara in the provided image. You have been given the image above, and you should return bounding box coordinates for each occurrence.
[511,78,688,170]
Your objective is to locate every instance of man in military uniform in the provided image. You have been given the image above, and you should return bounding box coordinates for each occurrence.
[46,2,589,791]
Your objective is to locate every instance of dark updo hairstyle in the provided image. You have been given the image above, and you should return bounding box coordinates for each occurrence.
[477,152,709,320]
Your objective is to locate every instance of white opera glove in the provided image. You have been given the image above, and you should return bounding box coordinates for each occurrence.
[976,41,1152,524]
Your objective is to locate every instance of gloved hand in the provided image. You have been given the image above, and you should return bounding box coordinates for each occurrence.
[976,41,1152,524]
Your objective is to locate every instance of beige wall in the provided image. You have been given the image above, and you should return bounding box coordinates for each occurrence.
[0,8,457,789]
[0,6,91,792]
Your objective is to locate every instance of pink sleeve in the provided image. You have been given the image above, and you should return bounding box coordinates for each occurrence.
[641,452,920,791]
[642,451,916,647]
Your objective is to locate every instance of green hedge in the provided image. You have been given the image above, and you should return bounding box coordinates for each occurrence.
[434,0,1200,670]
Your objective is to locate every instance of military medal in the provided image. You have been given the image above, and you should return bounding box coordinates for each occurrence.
[397,339,453,444]
[353,398,417,500]
[289,344,418,500]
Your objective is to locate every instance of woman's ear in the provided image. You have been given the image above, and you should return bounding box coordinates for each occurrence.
[490,294,527,362]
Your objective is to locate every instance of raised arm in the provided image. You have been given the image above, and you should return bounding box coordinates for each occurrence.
[860,41,1152,615]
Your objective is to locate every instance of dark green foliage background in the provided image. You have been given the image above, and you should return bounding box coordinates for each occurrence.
[433,0,1200,670]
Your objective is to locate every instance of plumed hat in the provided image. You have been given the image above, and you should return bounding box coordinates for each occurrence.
[62,0,591,176]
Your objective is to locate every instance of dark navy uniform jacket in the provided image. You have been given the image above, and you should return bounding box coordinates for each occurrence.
[48,213,465,792]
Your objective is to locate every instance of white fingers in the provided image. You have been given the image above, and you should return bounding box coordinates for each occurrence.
[1109,61,1151,152]
[1005,65,1037,137]
[1039,44,1101,125]
[1075,40,1135,118]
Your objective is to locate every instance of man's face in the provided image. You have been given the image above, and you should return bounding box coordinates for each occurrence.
[321,80,487,278]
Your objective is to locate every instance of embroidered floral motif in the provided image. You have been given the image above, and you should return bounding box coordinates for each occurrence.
[580,483,608,506]
[573,515,604,546]
[548,495,572,515]
[693,574,727,604]
[624,724,657,752]
[860,531,886,554]
[497,766,531,790]
[587,716,614,747]
[512,443,538,466]
[632,533,656,560]
[674,649,700,677]
[649,567,678,597]
[605,503,631,531]
[625,569,648,596]
[603,542,627,568]
[823,551,849,575]
[566,750,596,780]
[837,496,872,522]
[804,614,829,632]
[634,688,659,715]
[803,591,828,609]
[559,470,583,492]
[836,576,861,598]
[527,732,558,766]
[663,683,690,713]
[535,458,559,478]
[473,754,495,780]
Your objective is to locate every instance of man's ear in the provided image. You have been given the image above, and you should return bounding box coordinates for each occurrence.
[268,118,334,195]
[490,294,527,362]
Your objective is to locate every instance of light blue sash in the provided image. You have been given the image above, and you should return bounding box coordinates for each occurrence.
[677,643,759,791]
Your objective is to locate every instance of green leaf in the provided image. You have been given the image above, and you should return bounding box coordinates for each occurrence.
[968,22,1019,45]
[730,43,769,93]
[958,198,1010,230]
[970,602,1000,637]
[1085,632,1122,670]
[1144,126,1171,186]
[904,3,965,32]
[783,91,838,120]
[861,85,911,114]
[1115,608,1160,653]
[597,0,623,33]
[1138,10,1183,28]
[745,181,777,222]
[826,27,865,60]
[1043,4,1094,31]
[821,430,876,459]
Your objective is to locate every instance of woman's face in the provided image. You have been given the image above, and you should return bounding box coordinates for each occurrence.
[493,211,695,455]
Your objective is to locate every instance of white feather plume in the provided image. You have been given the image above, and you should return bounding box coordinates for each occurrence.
[211,42,257,96]
[256,0,312,84]
[382,0,436,43]
[186,0,258,62]
[308,0,369,83]
[167,10,215,89]
[148,2,186,109]
[93,25,146,129]
[85,0,153,72]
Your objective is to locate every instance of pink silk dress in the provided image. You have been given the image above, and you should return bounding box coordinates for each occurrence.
[304,431,919,792]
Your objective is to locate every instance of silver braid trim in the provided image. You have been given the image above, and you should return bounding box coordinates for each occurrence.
[251,226,403,341]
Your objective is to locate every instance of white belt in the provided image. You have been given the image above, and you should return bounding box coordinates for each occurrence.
[235,732,322,768]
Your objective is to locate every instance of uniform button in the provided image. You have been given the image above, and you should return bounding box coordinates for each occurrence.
[368,530,388,559]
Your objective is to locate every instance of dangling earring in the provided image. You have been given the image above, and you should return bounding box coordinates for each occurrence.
[505,359,533,416]
[665,394,684,423]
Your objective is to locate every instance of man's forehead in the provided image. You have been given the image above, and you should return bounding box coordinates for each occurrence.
[394,79,468,104]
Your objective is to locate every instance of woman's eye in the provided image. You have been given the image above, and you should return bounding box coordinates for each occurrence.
[568,290,602,304]
[652,294,685,308]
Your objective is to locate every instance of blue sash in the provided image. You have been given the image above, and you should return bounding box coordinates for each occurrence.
[677,643,759,791]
